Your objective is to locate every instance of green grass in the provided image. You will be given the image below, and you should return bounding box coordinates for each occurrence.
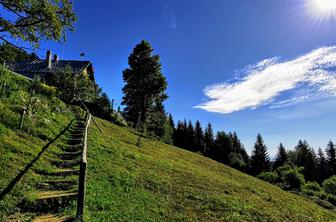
[0,67,76,220]
[86,118,336,222]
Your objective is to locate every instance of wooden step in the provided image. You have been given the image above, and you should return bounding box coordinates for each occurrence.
[48,168,79,176]
[51,159,80,168]
[38,179,77,191]
[37,191,77,200]
[33,214,75,222]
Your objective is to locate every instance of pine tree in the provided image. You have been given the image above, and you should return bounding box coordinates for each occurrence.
[250,134,270,176]
[186,120,195,151]
[230,132,249,169]
[273,143,288,170]
[168,114,175,143]
[194,120,204,152]
[122,40,168,129]
[174,121,185,148]
[317,148,328,183]
[326,140,336,177]
[295,140,318,181]
[182,120,188,149]
[146,100,166,138]
[204,123,215,156]
[213,131,233,163]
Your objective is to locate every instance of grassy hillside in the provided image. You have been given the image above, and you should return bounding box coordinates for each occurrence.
[0,67,75,220]
[86,118,336,222]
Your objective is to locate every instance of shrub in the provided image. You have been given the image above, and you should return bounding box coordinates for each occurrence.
[302,182,326,198]
[323,176,336,195]
[327,194,336,206]
[257,171,278,184]
[276,165,305,190]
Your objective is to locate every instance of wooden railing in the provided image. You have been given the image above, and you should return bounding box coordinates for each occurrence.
[76,111,91,220]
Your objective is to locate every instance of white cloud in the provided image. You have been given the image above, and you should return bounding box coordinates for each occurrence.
[196,46,336,114]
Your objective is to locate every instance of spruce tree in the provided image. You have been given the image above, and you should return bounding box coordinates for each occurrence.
[174,121,185,148]
[213,131,233,163]
[122,40,168,145]
[273,143,288,170]
[204,123,215,156]
[230,132,249,169]
[168,114,175,143]
[186,120,195,151]
[295,140,318,181]
[317,148,328,183]
[326,140,336,177]
[182,120,188,149]
[194,120,204,152]
[250,134,270,176]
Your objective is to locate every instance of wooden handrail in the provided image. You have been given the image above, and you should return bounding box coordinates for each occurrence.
[76,111,91,221]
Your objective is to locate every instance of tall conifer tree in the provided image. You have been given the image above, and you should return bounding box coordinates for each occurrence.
[317,148,328,183]
[204,123,215,155]
[326,140,336,177]
[186,120,195,151]
[250,134,270,176]
[194,120,204,152]
[273,143,288,170]
[295,140,318,181]
[122,40,168,145]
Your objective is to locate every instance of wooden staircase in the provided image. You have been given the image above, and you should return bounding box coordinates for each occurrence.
[24,106,86,221]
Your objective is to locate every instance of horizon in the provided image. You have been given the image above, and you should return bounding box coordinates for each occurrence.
[5,0,336,157]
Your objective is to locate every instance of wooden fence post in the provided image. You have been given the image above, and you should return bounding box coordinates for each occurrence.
[76,112,91,221]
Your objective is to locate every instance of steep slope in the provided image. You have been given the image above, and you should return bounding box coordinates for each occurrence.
[0,67,78,220]
[86,118,336,222]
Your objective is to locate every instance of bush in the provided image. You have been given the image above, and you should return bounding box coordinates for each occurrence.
[257,171,278,184]
[276,165,305,190]
[302,182,326,198]
[323,176,336,195]
[327,194,336,206]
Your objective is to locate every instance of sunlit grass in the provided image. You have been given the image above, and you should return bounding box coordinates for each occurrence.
[86,118,336,222]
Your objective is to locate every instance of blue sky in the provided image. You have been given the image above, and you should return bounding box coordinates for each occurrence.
[6,0,336,156]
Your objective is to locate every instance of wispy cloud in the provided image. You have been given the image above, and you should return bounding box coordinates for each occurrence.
[163,2,177,29]
[196,46,336,114]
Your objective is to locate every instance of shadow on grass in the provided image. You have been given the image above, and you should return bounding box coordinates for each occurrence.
[0,119,74,201]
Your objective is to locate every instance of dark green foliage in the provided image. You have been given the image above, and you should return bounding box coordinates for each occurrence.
[317,148,328,183]
[94,92,112,119]
[122,40,168,130]
[295,140,318,181]
[229,132,249,171]
[0,43,35,64]
[212,131,232,163]
[194,120,204,152]
[326,141,336,178]
[173,121,185,149]
[186,120,195,151]
[273,143,288,170]
[228,152,248,170]
[55,66,96,104]
[0,0,77,47]
[302,182,326,198]
[250,134,270,176]
[323,176,336,195]
[276,165,305,190]
[204,122,215,155]
[146,101,166,138]
[257,171,278,184]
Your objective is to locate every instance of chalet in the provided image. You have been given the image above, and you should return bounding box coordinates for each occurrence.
[5,50,95,84]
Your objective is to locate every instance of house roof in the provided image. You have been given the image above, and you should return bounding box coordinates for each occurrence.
[6,59,95,81]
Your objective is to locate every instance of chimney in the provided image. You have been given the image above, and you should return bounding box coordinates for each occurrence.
[46,50,52,68]
[53,54,59,62]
